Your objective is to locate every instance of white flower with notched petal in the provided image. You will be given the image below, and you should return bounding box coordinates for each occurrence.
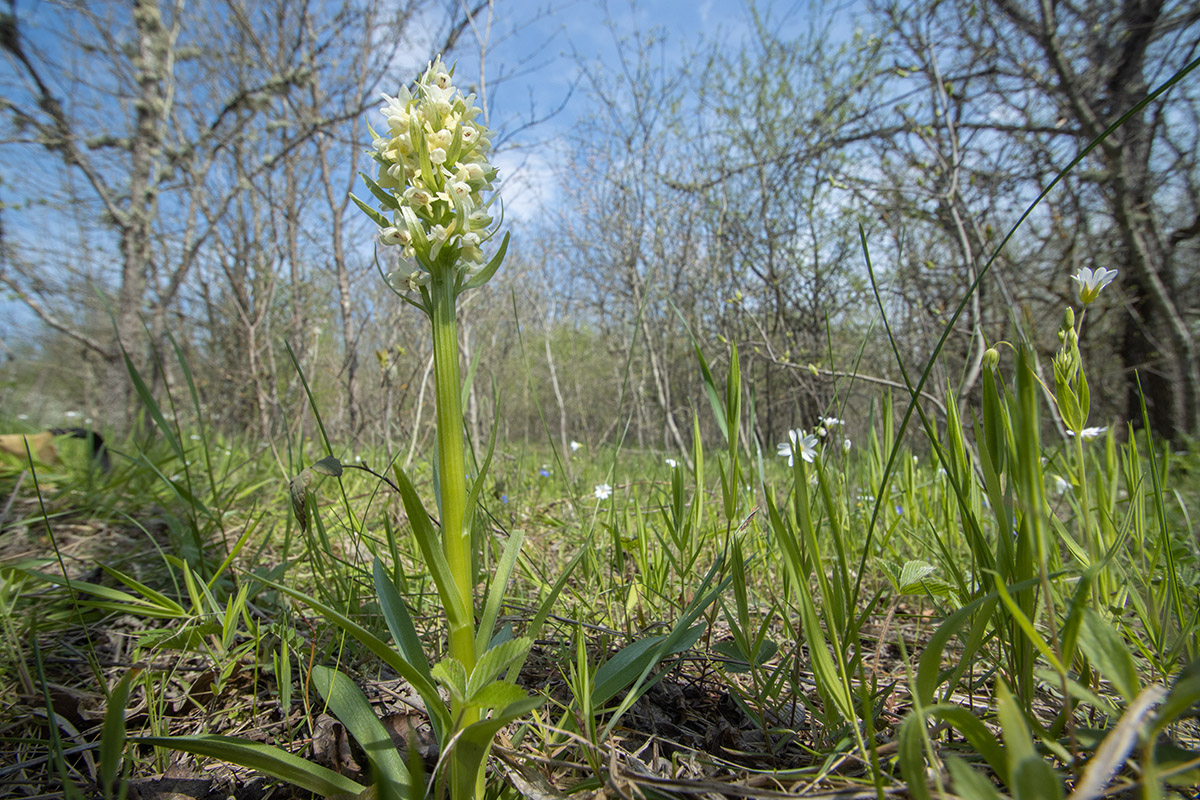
[594,483,612,500]
[1071,267,1118,305]
[822,416,844,428]
[569,440,582,452]
[1066,426,1108,441]
[777,428,819,467]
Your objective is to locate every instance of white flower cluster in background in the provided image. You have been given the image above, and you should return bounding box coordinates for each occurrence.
[364,57,500,289]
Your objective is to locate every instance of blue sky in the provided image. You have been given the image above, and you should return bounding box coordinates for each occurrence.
[440,0,820,221]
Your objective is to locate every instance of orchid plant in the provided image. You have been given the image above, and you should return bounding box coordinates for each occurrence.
[344,56,535,800]
[252,56,531,800]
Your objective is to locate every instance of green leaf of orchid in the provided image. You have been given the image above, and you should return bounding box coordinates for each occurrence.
[466,637,531,698]
[133,735,365,797]
[431,657,468,705]
[399,206,434,271]
[251,575,450,733]
[350,193,389,229]
[360,172,401,211]
[459,232,508,293]
[415,126,438,196]
[390,463,471,628]
[447,697,544,800]
[446,118,464,166]
[310,666,411,797]
[467,682,527,711]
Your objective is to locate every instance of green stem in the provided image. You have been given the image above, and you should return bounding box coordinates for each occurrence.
[429,272,477,710]
[1074,433,1101,609]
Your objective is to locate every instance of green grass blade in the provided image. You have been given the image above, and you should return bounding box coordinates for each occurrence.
[100,668,139,800]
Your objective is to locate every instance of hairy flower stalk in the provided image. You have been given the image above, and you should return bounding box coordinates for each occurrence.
[355,57,509,768]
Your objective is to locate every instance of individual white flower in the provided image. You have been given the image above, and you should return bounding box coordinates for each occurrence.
[569,440,582,452]
[594,483,612,500]
[65,410,79,418]
[777,428,818,467]
[665,458,678,468]
[17,413,28,420]
[1052,475,1071,494]
[816,426,827,438]
[842,438,852,452]
[1066,426,1107,441]
[379,93,410,133]
[423,82,454,114]
[379,226,407,246]
[822,416,844,427]
[429,147,447,165]
[1071,267,1118,305]
[406,187,432,206]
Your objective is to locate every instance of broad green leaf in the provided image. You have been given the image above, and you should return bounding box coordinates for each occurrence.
[591,625,702,708]
[135,735,364,797]
[475,528,524,656]
[897,712,933,800]
[448,696,543,800]
[350,193,390,229]
[251,576,449,732]
[311,666,410,800]
[1012,754,1063,800]
[996,681,1035,763]
[431,657,468,705]
[466,637,530,698]
[311,456,343,477]
[468,681,527,711]
[390,464,470,628]
[945,756,1004,800]
[916,593,997,705]
[899,704,1011,794]
[372,559,431,676]
[1077,608,1139,702]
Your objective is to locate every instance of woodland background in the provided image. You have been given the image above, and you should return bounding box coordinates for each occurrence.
[2,0,1198,452]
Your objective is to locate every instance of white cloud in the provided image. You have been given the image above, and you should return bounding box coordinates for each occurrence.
[491,143,560,223]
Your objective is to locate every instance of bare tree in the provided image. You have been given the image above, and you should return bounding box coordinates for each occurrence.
[870,0,1200,439]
